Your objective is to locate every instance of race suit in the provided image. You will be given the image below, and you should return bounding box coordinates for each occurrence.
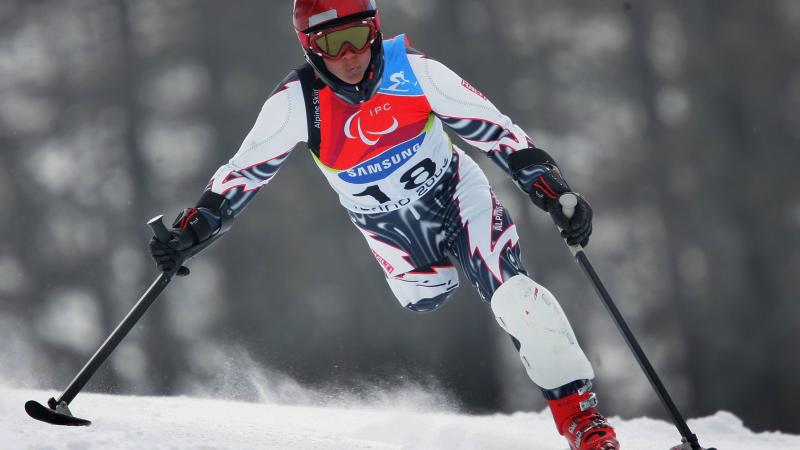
[204,35,541,310]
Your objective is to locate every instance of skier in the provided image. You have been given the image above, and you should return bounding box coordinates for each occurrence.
[149,1,619,448]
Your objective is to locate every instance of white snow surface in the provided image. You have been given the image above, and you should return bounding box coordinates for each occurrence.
[2,386,798,449]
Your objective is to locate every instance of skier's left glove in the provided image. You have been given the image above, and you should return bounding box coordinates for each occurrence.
[531,168,592,247]
[510,148,593,247]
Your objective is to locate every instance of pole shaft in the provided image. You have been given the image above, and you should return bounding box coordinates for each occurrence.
[574,250,700,447]
[56,273,172,405]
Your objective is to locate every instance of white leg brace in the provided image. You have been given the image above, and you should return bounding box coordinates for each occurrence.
[491,274,594,390]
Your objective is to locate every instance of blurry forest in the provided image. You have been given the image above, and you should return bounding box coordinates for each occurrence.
[1,0,798,434]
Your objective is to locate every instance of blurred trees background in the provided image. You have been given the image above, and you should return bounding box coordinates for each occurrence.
[1,0,798,434]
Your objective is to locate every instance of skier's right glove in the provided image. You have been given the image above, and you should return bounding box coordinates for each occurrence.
[148,207,218,276]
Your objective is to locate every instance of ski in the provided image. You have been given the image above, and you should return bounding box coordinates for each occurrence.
[25,398,92,427]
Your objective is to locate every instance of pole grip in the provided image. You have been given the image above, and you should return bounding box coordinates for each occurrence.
[559,193,578,219]
[558,193,583,254]
[148,215,172,243]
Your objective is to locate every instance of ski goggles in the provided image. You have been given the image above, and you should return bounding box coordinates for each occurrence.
[307,18,378,60]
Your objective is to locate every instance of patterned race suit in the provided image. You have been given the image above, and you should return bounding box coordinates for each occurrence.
[205,35,539,310]
[185,32,616,449]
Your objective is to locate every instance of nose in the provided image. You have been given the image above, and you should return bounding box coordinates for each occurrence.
[340,47,357,60]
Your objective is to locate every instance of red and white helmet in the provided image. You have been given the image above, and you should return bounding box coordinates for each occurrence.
[293,0,380,45]
[292,0,384,104]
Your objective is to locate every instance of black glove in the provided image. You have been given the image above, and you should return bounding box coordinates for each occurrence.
[528,168,593,247]
[148,208,211,276]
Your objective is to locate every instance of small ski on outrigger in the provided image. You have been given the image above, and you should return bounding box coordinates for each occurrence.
[25,216,218,427]
[24,260,172,427]
[25,397,92,426]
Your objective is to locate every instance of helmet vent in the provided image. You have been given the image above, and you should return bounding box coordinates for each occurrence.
[308,9,338,28]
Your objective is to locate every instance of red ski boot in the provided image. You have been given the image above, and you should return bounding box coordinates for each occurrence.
[547,383,619,450]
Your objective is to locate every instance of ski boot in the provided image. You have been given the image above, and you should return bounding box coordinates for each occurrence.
[547,382,619,450]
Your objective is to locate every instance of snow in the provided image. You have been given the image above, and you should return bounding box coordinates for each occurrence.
[2,386,798,449]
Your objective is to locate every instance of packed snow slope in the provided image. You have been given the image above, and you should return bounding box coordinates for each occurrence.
[2,387,798,449]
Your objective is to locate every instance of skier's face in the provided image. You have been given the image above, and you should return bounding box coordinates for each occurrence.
[322,47,372,85]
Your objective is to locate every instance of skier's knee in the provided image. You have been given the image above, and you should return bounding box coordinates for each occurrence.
[386,263,459,313]
[490,274,594,389]
[404,290,455,312]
